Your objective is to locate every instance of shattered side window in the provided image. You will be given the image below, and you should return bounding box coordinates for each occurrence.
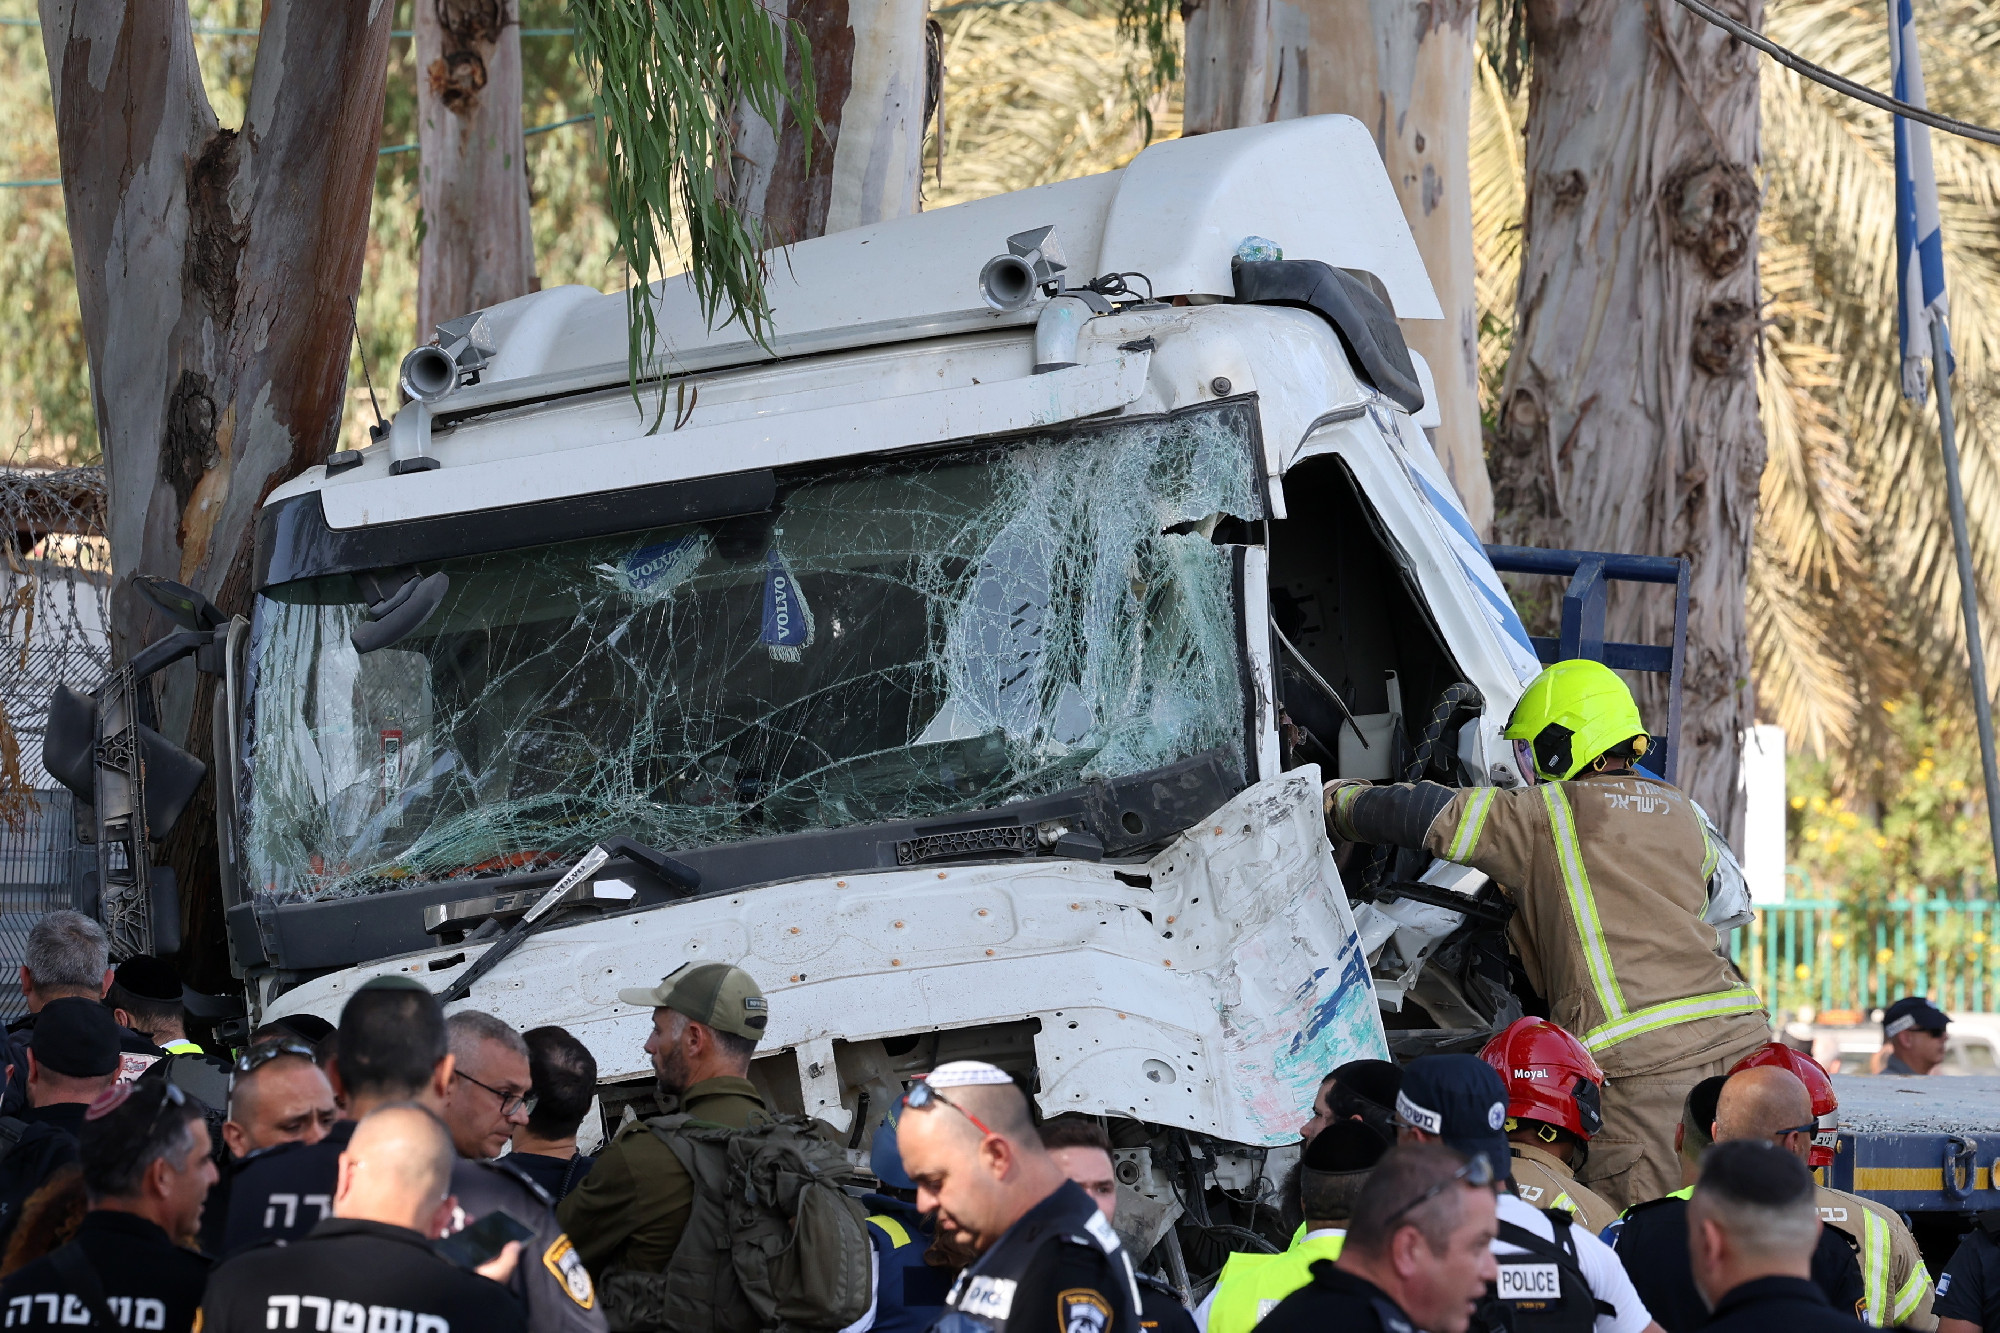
[244,401,1265,901]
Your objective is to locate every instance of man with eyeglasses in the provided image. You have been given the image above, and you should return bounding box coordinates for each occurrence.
[896,1060,1142,1333]
[223,979,605,1333]
[1392,1055,1660,1333]
[443,1010,538,1161]
[1255,1142,1498,1333]
[0,1079,216,1333]
[1609,1065,1865,1331]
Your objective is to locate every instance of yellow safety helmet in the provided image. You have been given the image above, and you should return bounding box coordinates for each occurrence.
[1502,659,1650,781]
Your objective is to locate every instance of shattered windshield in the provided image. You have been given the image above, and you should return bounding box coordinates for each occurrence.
[243,402,1264,902]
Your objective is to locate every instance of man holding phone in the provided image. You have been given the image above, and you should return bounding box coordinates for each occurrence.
[199,1104,527,1333]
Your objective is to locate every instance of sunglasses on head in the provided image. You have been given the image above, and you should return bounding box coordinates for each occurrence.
[1380,1153,1496,1230]
[902,1077,996,1137]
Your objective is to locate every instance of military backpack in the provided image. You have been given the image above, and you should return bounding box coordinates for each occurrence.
[602,1112,874,1333]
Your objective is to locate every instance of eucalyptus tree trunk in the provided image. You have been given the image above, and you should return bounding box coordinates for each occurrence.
[728,0,928,242]
[1490,0,1763,837]
[416,0,537,334]
[39,0,394,968]
[1182,0,1491,533]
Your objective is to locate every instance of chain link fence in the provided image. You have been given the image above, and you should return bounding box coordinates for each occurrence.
[0,466,108,1021]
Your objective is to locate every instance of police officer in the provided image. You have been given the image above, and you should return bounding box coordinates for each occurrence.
[200,1038,339,1256]
[1479,1018,1621,1233]
[1328,660,1771,1208]
[223,980,604,1333]
[1,913,155,1115]
[199,1104,527,1333]
[1881,997,1950,1075]
[558,962,775,1281]
[865,1117,962,1333]
[1255,1142,1498,1333]
[1039,1115,1193,1333]
[1393,1055,1659,1333]
[1729,1045,1934,1330]
[0,1080,214,1332]
[1198,1120,1385,1333]
[1686,1142,1868,1333]
[1609,1065,1864,1332]
[896,1061,1141,1333]
[1935,1213,2000,1333]
[107,954,233,1110]
[0,998,123,1246]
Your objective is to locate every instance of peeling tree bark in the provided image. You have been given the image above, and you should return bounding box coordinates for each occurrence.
[40,0,394,972]
[416,0,536,334]
[1490,0,1764,837]
[729,0,927,242]
[1182,0,1492,533]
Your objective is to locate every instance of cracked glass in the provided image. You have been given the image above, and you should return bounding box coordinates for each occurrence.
[243,402,1265,902]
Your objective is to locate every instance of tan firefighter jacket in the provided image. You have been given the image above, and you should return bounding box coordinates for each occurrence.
[1329,769,1770,1077]
[1817,1185,1936,1329]
[1507,1141,1621,1234]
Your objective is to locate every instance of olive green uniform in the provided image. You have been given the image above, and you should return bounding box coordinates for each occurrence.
[558,1076,771,1277]
[1330,770,1771,1207]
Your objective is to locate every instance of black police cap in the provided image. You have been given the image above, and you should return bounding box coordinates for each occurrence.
[1884,996,1948,1037]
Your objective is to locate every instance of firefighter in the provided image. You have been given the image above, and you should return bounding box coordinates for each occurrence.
[1478,1018,1620,1233]
[1729,1044,1935,1330]
[1326,659,1771,1208]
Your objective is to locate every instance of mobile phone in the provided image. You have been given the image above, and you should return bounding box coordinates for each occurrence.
[436,1209,537,1270]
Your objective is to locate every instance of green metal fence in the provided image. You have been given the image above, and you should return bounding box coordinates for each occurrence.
[1730,893,2000,1014]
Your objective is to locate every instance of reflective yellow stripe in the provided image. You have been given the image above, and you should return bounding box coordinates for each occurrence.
[1447,789,1497,862]
[1331,784,1365,840]
[1700,826,1722,879]
[1550,1191,1578,1216]
[867,1215,912,1248]
[1860,1208,1891,1325]
[1583,989,1766,1051]
[1543,784,1625,1021]
[1891,1257,1929,1323]
[160,1039,203,1055]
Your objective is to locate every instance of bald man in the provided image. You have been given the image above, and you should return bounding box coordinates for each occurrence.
[1609,1068,1866,1331]
[198,1105,527,1333]
[897,1062,1141,1333]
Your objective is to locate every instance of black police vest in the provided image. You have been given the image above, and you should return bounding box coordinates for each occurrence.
[1475,1209,1609,1333]
[938,1183,1141,1333]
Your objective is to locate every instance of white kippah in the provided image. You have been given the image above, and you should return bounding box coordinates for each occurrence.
[926,1060,1014,1088]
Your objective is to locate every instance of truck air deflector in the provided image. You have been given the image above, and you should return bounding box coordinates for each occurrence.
[1231,260,1425,414]
[255,470,778,587]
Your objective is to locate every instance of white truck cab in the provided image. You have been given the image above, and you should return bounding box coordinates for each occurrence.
[210,116,1546,1262]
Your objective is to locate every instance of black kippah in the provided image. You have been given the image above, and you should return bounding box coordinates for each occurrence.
[32,997,120,1078]
[1329,1059,1402,1111]
[1304,1119,1388,1174]
[112,954,182,1004]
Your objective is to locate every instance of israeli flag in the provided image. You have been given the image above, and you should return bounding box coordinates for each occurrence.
[1891,0,1953,402]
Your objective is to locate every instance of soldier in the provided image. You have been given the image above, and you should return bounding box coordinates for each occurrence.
[558,963,775,1281]
[223,982,604,1333]
[1479,1018,1620,1233]
[1327,660,1770,1208]
[0,1080,214,1333]
[1254,1143,1498,1333]
[199,1105,526,1333]
[1729,1045,1934,1330]
[896,1061,1141,1333]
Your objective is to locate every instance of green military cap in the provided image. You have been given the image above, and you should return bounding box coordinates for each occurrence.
[619,962,767,1041]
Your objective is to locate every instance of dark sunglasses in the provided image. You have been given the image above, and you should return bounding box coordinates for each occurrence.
[455,1069,538,1118]
[233,1040,318,1076]
[902,1077,996,1136]
[1381,1153,1496,1229]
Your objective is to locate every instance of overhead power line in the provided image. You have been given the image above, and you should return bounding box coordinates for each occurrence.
[1667,0,2000,147]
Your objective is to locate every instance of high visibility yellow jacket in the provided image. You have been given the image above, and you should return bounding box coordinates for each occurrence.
[1200,1232,1344,1333]
[1816,1186,1935,1329]
[1330,770,1770,1076]
[1508,1142,1620,1234]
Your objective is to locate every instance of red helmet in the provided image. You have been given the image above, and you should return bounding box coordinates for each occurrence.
[1730,1043,1839,1168]
[1478,1018,1606,1141]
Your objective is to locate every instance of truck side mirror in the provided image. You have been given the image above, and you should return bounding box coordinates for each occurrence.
[133,575,226,631]
[41,685,98,800]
